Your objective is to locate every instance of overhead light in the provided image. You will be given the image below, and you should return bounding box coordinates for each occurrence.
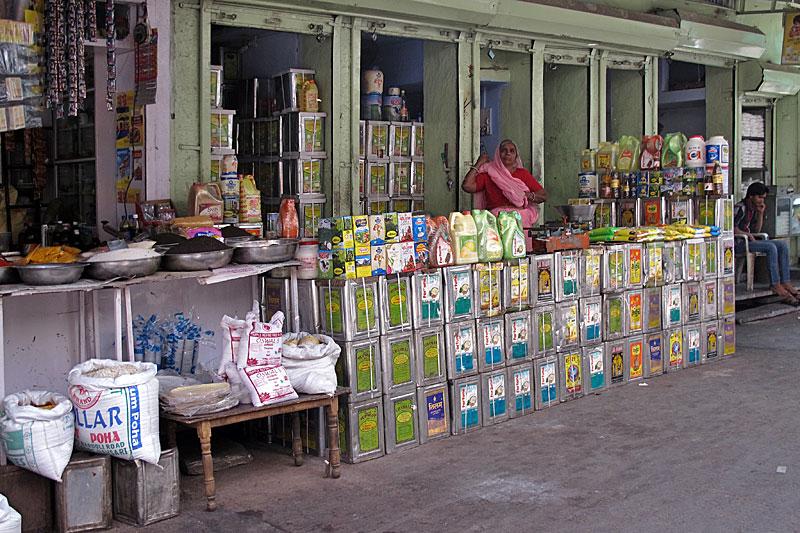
[587,42,598,47]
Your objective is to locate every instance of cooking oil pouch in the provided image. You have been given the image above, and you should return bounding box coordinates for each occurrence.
[661,132,687,169]
[498,211,526,259]
[617,136,640,171]
[473,209,503,262]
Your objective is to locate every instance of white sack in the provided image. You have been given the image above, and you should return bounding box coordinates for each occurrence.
[236,311,285,368]
[281,332,340,395]
[0,495,21,533]
[238,365,298,407]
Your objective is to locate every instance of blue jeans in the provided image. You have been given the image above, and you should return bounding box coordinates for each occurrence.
[748,239,791,285]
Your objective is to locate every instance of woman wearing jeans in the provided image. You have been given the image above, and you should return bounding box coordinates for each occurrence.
[734,182,799,305]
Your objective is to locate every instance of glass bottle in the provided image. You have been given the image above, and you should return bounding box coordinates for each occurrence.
[400,90,409,122]
[610,168,621,200]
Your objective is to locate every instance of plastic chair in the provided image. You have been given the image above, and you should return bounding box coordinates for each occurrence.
[734,233,768,292]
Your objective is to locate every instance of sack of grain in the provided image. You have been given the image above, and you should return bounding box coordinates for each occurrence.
[236,311,285,368]
[0,391,74,482]
[68,359,161,464]
[0,495,21,533]
[238,365,297,407]
[281,332,340,395]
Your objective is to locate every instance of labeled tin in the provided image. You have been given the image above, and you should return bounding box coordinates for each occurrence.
[503,258,532,311]
[603,244,626,293]
[662,284,683,329]
[643,287,662,333]
[476,316,505,372]
[663,240,683,284]
[480,369,510,426]
[414,326,446,387]
[444,265,475,322]
[717,197,734,234]
[533,305,556,357]
[383,390,419,454]
[625,290,644,337]
[644,330,663,377]
[506,363,534,418]
[411,160,424,194]
[444,320,478,379]
[701,279,718,321]
[411,269,443,328]
[627,335,645,382]
[412,122,424,158]
[367,121,390,159]
[605,339,627,388]
[641,197,665,226]
[684,239,705,281]
[702,322,719,363]
[534,355,560,409]
[618,198,640,228]
[451,376,482,434]
[555,250,581,301]
[318,278,380,340]
[722,318,735,357]
[719,276,735,317]
[594,199,617,228]
[416,384,449,445]
[281,111,326,156]
[559,350,584,402]
[603,293,626,341]
[339,397,385,464]
[643,241,664,288]
[389,123,412,157]
[581,247,603,297]
[667,197,692,225]
[474,262,504,317]
[390,159,413,196]
[262,277,295,332]
[336,338,382,401]
[367,161,390,195]
[380,332,416,395]
[532,253,555,303]
[359,120,366,158]
[682,282,701,324]
[683,324,702,367]
[626,243,644,289]
[582,344,607,393]
[505,310,533,363]
[580,296,603,345]
[665,327,684,372]
[379,274,413,334]
[555,301,580,351]
[720,236,734,276]
[704,237,719,278]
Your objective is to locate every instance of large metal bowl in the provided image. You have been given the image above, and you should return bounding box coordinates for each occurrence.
[552,204,597,223]
[0,266,19,284]
[232,239,299,264]
[161,248,234,271]
[15,263,86,286]
[83,255,163,280]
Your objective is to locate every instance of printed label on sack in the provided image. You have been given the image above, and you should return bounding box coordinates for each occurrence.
[73,385,142,455]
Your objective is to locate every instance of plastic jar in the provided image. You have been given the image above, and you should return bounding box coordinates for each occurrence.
[295,240,319,279]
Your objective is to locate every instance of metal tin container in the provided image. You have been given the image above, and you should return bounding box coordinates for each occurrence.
[317,277,381,340]
[411,269,444,328]
[643,287,662,333]
[582,344,607,394]
[581,247,603,297]
[367,121,391,159]
[210,65,223,107]
[281,156,326,195]
[389,159,413,196]
[414,326,446,386]
[554,250,581,301]
[663,240,682,284]
[627,335,645,382]
[506,363,534,418]
[444,320,478,379]
[474,262,504,317]
[417,383,450,444]
[603,293,626,341]
[480,369,510,425]
[476,316,506,372]
[379,274,414,334]
[625,289,644,337]
[641,196,665,226]
[555,301,580,351]
[533,305,556,358]
[532,253,555,303]
[644,330,664,377]
[262,277,294,332]
[643,241,664,288]
[389,122,413,158]
[602,244,626,293]
[271,408,327,457]
[366,161,390,195]
[684,238,705,281]
[534,355,560,409]
[339,397,385,463]
[683,323,702,367]
[704,237,719,279]
[451,375,482,434]
[412,122,424,158]
[720,236,735,277]
[558,349,585,402]
[274,68,315,112]
[701,279,718,322]
[719,276,735,317]
[411,160,424,194]
[0,465,53,531]
[625,243,644,289]
[444,265,476,322]
[56,453,111,533]
[666,196,693,225]
[380,332,417,395]
[363,196,390,215]
[359,120,366,158]
[336,338,382,401]
[665,327,684,372]
[605,339,627,388]
[617,198,641,227]
[593,199,617,228]
[210,108,236,150]
[296,279,321,333]
[722,318,736,357]
[580,296,603,346]
[702,322,720,363]
[504,310,534,363]
[297,195,326,239]
[662,284,683,329]
[383,390,419,454]
[682,281,701,324]
[503,258,532,311]
[717,197,734,234]
[112,448,179,527]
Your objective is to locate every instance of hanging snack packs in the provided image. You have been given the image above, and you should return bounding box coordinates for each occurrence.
[617,136,640,172]
[640,135,663,170]
[661,133,687,169]
[498,211,526,259]
[426,215,454,268]
[473,210,503,262]
[238,365,298,407]
[237,310,286,368]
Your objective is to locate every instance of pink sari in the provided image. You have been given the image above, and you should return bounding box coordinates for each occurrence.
[474,141,540,229]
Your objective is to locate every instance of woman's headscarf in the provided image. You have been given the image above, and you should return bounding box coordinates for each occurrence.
[474,139,539,226]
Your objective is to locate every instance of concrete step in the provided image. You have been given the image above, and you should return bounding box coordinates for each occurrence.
[735,302,798,323]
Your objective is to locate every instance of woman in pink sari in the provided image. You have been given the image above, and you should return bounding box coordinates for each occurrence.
[461,139,547,247]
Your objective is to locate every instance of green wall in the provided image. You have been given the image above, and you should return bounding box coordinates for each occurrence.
[607,69,644,141]
[775,94,799,187]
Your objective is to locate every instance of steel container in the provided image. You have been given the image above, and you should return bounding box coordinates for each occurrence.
[617,198,641,228]
[717,197,735,234]
[554,250,581,301]
[644,330,664,377]
[719,276,735,317]
[662,284,683,329]
[273,68,315,112]
[666,196,693,225]
[702,322,720,363]
[15,262,86,285]
[383,390,419,454]
[579,296,603,346]
[476,316,506,372]
[367,121,391,160]
[231,239,298,264]
[296,279,321,332]
[411,122,424,158]
[593,199,617,228]
[417,383,450,444]
[603,293,626,341]
[281,156,326,196]
[555,301,580,351]
[626,335,645,382]
[411,269,444,328]
[682,281,701,324]
[720,236,735,277]
[683,238,705,281]
[605,339,627,388]
[473,262,504,318]
[451,376,482,435]
[112,449,179,527]
[317,277,381,340]
[532,305,556,358]
[504,310,534,363]
[665,327,685,372]
[625,242,644,289]
[641,196,665,226]
[444,320,478,379]
[0,464,53,531]
[83,255,161,280]
[663,240,682,284]
[643,241,664,288]
[339,397,385,463]
[411,161,424,195]
[582,344,607,394]
[558,349,585,402]
[380,332,417,395]
[531,253,555,304]
[389,159,413,195]
[683,323,703,367]
[336,338,382,402]
[262,277,294,332]
[643,287,662,333]
[366,161,390,195]
[480,369,510,426]
[534,355,560,409]
[722,318,736,357]
[161,249,233,271]
[379,274,414,334]
[414,326,446,387]
[581,247,603,297]
[55,453,111,532]
[602,244,626,293]
[506,363,534,418]
[701,279,718,322]
[444,265,476,323]
[704,237,719,279]
[280,111,326,157]
[270,408,327,457]
[389,122,413,158]
[0,266,18,284]
[624,290,644,337]
[503,258,532,311]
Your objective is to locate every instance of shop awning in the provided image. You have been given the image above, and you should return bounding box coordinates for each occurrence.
[671,10,767,61]
[739,61,800,97]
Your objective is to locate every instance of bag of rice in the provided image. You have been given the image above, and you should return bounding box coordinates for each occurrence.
[281,332,341,395]
[0,391,74,482]
[68,359,161,464]
[238,365,298,407]
[236,311,285,368]
[217,315,246,376]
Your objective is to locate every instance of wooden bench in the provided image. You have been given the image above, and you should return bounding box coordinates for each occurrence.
[162,387,349,511]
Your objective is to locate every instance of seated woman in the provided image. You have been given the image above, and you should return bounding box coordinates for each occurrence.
[734,181,799,305]
[461,139,547,246]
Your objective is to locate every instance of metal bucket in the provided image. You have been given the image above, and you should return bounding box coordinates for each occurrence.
[112,448,180,527]
[417,383,450,444]
[506,363,534,418]
[480,369,510,426]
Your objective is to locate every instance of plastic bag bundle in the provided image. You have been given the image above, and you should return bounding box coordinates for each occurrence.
[160,382,239,417]
[281,332,341,395]
[133,312,216,374]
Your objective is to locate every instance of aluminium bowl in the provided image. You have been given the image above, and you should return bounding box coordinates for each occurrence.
[83,255,163,280]
[0,266,19,284]
[232,239,299,264]
[161,248,234,271]
[15,263,86,286]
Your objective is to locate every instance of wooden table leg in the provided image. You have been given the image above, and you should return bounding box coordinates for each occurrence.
[291,411,303,466]
[327,396,341,479]
[198,422,217,512]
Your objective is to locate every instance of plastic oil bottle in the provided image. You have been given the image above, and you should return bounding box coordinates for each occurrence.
[472,209,503,262]
[449,211,478,264]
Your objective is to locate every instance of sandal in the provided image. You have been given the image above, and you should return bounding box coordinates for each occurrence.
[771,284,798,305]
[782,283,800,298]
